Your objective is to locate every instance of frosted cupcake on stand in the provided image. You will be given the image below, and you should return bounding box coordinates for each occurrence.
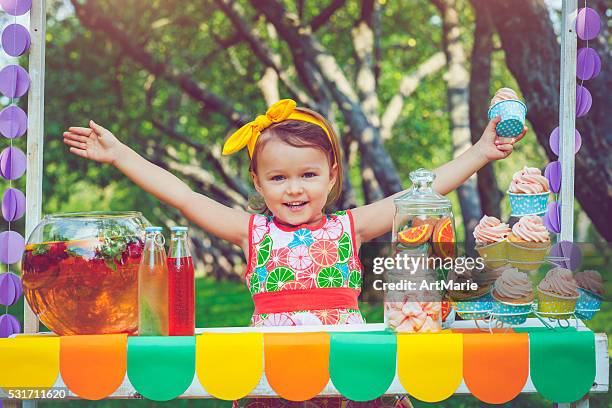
[537,267,580,319]
[447,268,493,320]
[474,216,511,269]
[507,215,551,271]
[491,268,535,325]
[488,87,527,138]
[508,167,550,216]
[574,270,604,320]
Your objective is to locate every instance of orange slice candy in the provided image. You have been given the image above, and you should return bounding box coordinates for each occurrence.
[433,217,455,259]
[398,224,433,246]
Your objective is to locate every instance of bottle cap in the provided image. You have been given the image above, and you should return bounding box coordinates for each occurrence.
[170,226,188,232]
[145,226,163,232]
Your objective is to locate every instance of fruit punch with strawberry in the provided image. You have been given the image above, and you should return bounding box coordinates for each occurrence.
[21,212,150,336]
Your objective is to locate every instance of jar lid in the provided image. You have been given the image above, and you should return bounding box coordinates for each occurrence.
[170,226,188,232]
[45,211,144,219]
[394,168,451,209]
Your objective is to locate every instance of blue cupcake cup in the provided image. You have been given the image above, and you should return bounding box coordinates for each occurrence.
[488,100,527,138]
[454,291,494,320]
[508,191,549,217]
[575,288,602,320]
[491,292,533,325]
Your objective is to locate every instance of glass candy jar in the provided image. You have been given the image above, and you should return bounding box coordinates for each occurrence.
[22,212,150,335]
[385,169,456,333]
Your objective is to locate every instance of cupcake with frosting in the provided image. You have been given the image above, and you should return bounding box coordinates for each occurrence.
[488,87,527,137]
[507,215,551,271]
[447,268,493,320]
[487,88,527,137]
[490,87,520,107]
[491,268,534,324]
[508,167,550,216]
[575,270,604,320]
[474,216,511,269]
[493,268,535,304]
[537,267,580,319]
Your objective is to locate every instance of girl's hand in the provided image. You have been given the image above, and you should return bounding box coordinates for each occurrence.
[63,120,122,165]
[475,116,527,162]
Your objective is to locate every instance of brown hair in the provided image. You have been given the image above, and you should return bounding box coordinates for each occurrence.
[249,107,344,214]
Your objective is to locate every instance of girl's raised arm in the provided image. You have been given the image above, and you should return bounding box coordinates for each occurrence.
[351,117,525,245]
[63,121,250,249]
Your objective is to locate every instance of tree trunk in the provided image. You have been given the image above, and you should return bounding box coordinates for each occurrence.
[480,0,612,241]
[469,0,502,219]
[438,0,481,251]
[251,0,404,196]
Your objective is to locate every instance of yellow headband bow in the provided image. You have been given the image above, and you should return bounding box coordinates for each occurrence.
[222,99,332,158]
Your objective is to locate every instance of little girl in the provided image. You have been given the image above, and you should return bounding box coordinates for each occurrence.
[63,99,524,407]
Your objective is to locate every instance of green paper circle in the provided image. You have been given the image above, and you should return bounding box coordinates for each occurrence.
[127,336,195,401]
[529,331,595,403]
[329,331,396,401]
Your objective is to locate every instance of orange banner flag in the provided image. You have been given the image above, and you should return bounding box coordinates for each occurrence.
[264,332,330,401]
[463,333,529,404]
[59,334,127,400]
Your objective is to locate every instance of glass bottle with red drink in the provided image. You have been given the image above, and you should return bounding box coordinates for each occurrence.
[167,226,195,336]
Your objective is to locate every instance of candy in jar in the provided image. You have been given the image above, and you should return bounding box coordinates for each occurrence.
[386,168,456,333]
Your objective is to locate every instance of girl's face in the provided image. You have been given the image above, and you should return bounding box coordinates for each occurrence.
[252,138,337,227]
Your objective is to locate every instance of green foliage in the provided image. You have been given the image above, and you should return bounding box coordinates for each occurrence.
[30,0,597,239]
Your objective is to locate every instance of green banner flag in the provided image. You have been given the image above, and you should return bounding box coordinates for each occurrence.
[329,331,396,401]
[529,331,595,403]
[127,336,195,401]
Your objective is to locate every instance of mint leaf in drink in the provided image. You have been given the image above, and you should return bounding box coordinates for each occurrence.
[32,244,50,256]
[95,223,143,271]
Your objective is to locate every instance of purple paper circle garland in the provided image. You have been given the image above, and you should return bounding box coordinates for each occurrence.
[0,230,25,264]
[0,0,31,16]
[575,85,592,118]
[549,127,582,156]
[0,271,22,306]
[546,3,604,239]
[0,313,20,337]
[0,105,27,139]
[577,47,601,81]
[1,0,30,337]
[550,241,583,271]
[0,146,26,180]
[545,161,562,194]
[0,64,30,98]
[576,7,601,41]
[543,201,561,234]
[1,23,30,57]
[2,187,25,221]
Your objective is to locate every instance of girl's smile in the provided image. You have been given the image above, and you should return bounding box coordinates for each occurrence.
[252,138,337,227]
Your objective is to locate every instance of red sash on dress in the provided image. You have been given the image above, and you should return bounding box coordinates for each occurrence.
[253,287,359,314]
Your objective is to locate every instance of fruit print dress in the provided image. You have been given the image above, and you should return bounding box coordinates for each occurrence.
[245,211,365,327]
[235,211,413,408]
